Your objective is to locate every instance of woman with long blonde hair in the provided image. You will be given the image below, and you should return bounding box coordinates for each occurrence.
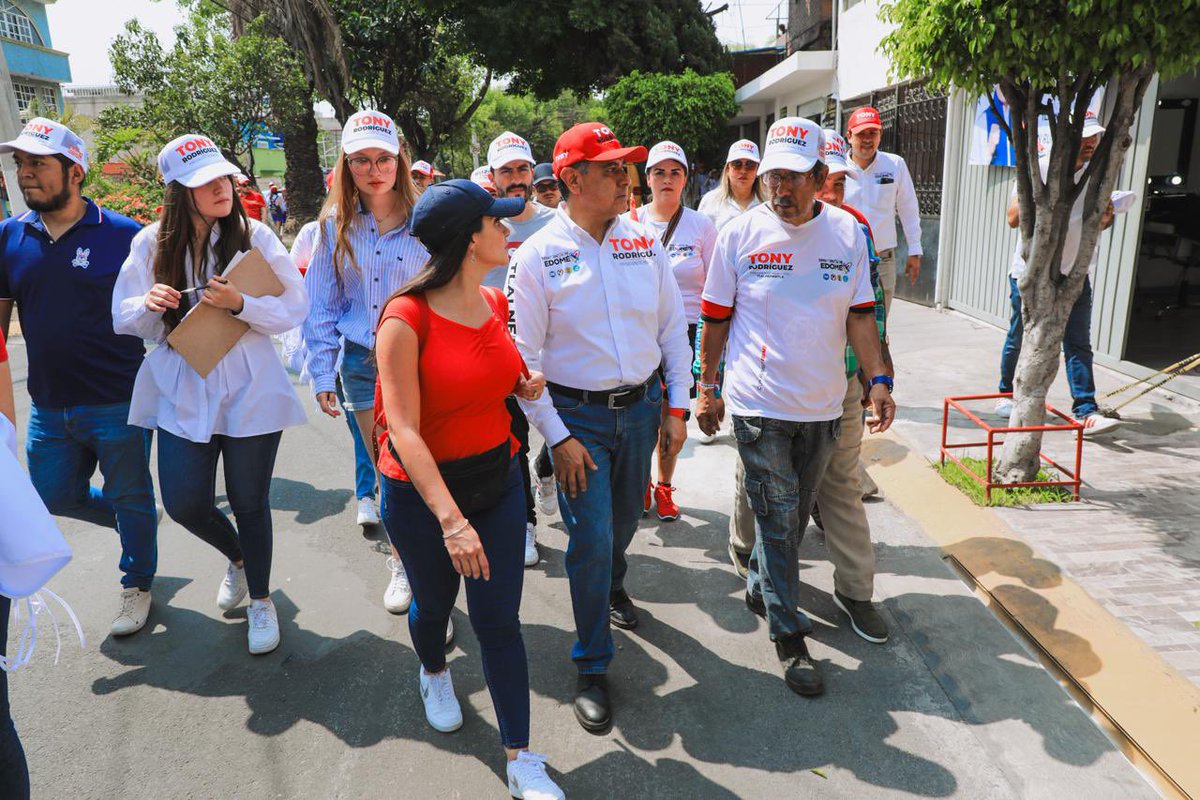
[697,139,765,232]
[301,110,430,615]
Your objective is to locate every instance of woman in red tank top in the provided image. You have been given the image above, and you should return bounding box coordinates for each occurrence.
[374,179,565,799]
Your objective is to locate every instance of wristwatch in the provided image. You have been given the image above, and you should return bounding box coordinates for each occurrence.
[869,375,894,394]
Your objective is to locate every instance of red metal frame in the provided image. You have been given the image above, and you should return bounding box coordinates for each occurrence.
[939,393,1084,503]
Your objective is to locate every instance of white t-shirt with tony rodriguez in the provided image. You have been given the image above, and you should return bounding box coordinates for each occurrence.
[702,203,875,422]
[621,206,718,323]
[1009,158,1098,280]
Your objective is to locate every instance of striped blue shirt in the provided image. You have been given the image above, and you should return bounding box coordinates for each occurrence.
[301,206,430,394]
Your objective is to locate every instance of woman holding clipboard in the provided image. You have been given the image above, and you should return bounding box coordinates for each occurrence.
[112,135,308,655]
[374,180,563,799]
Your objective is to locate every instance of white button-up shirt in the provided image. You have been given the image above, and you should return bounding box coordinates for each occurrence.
[511,206,691,446]
[697,189,762,233]
[113,220,309,443]
[843,150,923,255]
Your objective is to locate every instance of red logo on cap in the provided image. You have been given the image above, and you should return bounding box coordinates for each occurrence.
[353,114,391,131]
[768,124,809,140]
[848,107,882,132]
[174,136,216,156]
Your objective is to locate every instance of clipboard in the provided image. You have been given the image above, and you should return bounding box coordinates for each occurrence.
[166,247,285,378]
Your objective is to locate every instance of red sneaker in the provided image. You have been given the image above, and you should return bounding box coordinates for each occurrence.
[643,481,653,516]
[654,483,679,521]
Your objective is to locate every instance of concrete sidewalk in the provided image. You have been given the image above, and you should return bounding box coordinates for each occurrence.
[882,301,1200,685]
[1,339,1159,798]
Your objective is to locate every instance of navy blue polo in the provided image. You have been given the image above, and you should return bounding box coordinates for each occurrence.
[0,198,145,409]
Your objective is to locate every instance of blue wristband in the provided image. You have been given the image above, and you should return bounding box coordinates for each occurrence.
[869,375,894,393]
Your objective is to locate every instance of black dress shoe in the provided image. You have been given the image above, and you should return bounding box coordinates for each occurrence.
[776,635,824,697]
[609,589,639,630]
[745,590,766,618]
[574,674,612,733]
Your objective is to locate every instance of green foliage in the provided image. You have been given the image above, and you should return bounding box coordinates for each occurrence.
[881,0,1200,96]
[437,89,607,177]
[934,457,1073,507]
[603,70,738,167]
[108,1,310,174]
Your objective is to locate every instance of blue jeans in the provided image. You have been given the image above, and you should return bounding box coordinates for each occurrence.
[157,429,282,599]
[552,379,662,674]
[0,596,29,799]
[999,276,1098,418]
[337,378,376,500]
[26,402,157,590]
[339,340,377,412]
[734,415,840,641]
[382,459,529,749]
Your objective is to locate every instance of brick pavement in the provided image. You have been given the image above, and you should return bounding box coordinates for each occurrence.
[882,301,1200,684]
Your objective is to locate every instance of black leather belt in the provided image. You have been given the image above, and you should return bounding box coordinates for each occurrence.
[548,374,657,410]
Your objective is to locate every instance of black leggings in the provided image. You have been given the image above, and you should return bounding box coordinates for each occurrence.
[534,444,553,479]
[0,596,30,799]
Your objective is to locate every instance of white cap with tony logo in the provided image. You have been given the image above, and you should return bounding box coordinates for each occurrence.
[158,134,240,188]
[821,129,854,177]
[725,139,761,164]
[646,140,688,171]
[487,131,535,170]
[0,117,89,172]
[758,117,824,175]
[1082,110,1106,138]
[342,110,401,155]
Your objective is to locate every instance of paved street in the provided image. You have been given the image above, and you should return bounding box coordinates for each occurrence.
[3,332,1161,799]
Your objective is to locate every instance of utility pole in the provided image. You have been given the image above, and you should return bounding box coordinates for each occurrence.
[0,44,27,217]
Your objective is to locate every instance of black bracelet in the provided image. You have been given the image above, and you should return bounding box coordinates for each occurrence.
[550,435,574,449]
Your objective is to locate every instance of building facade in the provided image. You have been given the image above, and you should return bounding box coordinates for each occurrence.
[1,0,69,117]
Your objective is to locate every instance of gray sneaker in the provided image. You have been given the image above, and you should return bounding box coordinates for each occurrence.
[833,590,889,643]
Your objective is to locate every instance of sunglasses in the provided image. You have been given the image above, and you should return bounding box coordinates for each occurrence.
[728,160,757,171]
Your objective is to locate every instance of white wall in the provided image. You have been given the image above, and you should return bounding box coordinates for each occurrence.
[836,0,897,100]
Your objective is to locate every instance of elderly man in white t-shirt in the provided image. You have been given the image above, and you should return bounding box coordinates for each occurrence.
[696,117,896,698]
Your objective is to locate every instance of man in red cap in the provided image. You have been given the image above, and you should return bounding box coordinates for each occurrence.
[510,122,692,733]
[843,106,922,314]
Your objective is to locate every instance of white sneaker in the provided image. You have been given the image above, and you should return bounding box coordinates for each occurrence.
[697,430,720,444]
[995,398,1014,418]
[217,561,248,610]
[445,617,455,647]
[111,588,151,636]
[507,751,565,800]
[419,667,463,732]
[535,476,558,516]
[524,523,539,567]
[247,598,280,654]
[356,496,380,526]
[1077,413,1122,437]
[384,556,412,614]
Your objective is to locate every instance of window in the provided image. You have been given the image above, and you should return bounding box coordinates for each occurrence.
[0,2,43,46]
[12,81,58,117]
[780,106,788,118]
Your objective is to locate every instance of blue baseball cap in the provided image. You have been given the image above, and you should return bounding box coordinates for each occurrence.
[410,179,524,252]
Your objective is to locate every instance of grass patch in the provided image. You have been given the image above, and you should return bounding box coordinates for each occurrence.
[934,456,1075,507]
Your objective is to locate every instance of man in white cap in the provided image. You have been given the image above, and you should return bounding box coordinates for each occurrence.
[696,117,896,697]
[995,110,1118,435]
[484,131,555,566]
[844,106,923,313]
[0,118,158,636]
[410,159,435,193]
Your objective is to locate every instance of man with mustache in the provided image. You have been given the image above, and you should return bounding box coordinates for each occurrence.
[697,117,896,697]
[485,132,555,568]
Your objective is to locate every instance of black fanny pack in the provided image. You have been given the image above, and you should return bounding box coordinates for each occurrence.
[390,439,511,516]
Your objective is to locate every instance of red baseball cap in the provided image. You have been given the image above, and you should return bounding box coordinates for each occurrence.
[848,107,883,134]
[552,122,648,178]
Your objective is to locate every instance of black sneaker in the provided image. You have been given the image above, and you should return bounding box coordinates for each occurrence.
[728,541,751,579]
[745,590,766,618]
[775,635,824,696]
[609,589,639,630]
[833,590,889,643]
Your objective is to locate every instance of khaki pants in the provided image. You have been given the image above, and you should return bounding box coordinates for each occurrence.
[729,379,877,600]
[876,248,897,316]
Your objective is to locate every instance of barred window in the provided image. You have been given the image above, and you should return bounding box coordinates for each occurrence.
[12,81,57,116]
[0,2,43,46]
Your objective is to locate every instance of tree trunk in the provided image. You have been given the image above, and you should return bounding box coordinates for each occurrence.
[280,91,325,227]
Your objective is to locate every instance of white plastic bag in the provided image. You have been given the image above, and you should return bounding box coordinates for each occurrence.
[0,414,72,598]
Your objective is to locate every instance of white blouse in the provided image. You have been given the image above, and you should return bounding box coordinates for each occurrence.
[113,219,309,443]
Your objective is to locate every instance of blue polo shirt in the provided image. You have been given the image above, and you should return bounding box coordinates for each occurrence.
[0,198,145,409]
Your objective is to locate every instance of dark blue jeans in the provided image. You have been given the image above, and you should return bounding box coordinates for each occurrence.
[552,379,662,674]
[999,276,1098,418]
[734,415,839,641]
[158,429,282,599]
[337,378,376,500]
[382,458,529,749]
[26,402,157,590]
[0,596,30,799]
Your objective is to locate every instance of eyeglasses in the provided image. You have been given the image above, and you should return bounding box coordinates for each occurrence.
[728,160,757,172]
[534,182,558,191]
[763,171,812,189]
[347,155,399,175]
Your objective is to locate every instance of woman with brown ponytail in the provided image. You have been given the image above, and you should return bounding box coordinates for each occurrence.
[113,134,308,655]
